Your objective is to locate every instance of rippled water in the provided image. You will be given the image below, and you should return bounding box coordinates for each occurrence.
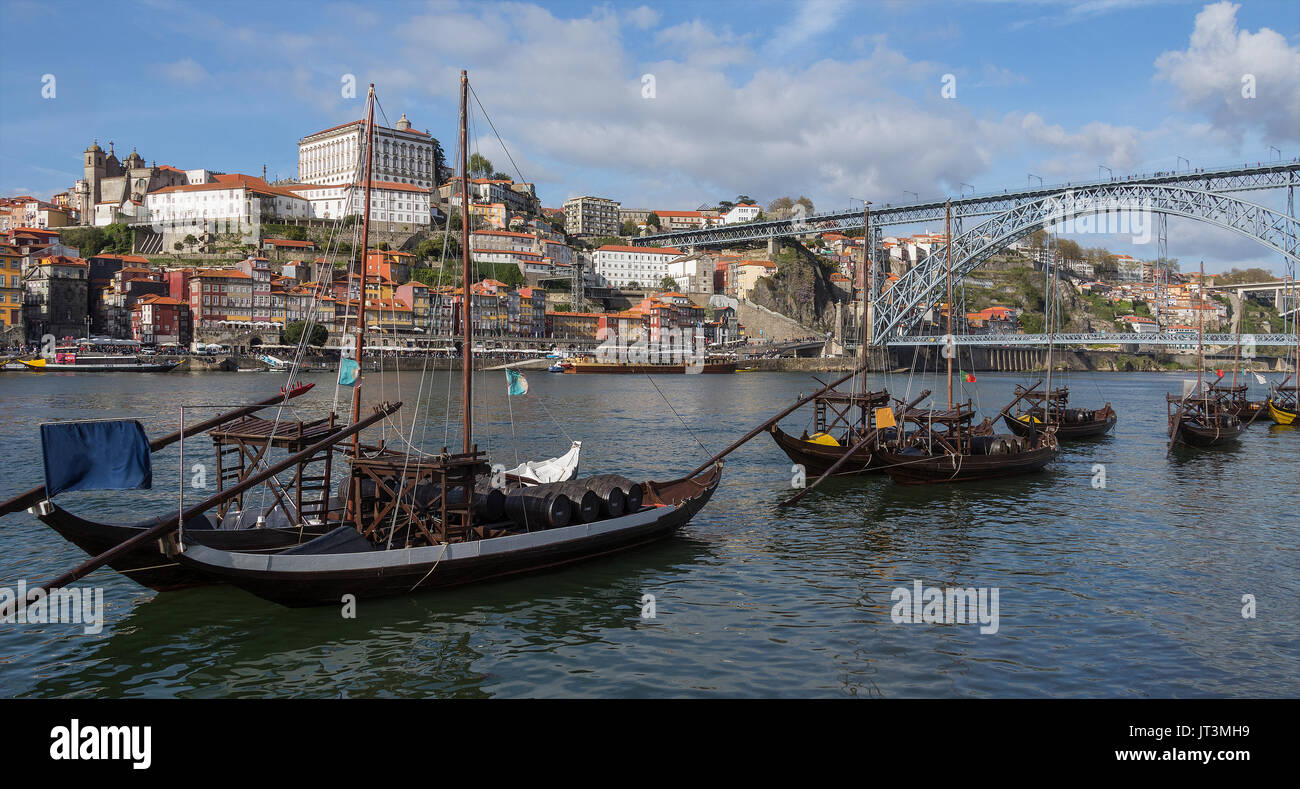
[0,367,1296,697]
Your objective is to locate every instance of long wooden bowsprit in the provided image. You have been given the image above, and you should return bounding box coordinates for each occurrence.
[686,364,868,477]
[0,382,316,518]
[0,400,400,619]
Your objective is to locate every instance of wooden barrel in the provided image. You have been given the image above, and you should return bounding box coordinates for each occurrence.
[585,475,643,512]
[570,477,626,517]
[504,488,572,530]
[552,482,602,522]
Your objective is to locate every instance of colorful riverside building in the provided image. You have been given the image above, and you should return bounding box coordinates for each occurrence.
[130,293,192,346]
[188,268,254,328]
[24,255,89,340]
[0,242,22,332]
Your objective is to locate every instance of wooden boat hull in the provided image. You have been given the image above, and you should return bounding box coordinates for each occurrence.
[1002,407,1116,440]
[32,502,325,591]
[1171,418,1245,447]
[768,423,882,476]
[562,362,735,374]
[874,441,1058,485]
[1266,398,1297,426]
[176,466,723,607]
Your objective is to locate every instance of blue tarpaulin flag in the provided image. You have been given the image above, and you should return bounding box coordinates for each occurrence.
[506,368,528,396]
[338,358,360,387]
[40,419,152,497]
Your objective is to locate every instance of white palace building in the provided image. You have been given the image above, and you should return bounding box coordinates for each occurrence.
[297,114,441,191]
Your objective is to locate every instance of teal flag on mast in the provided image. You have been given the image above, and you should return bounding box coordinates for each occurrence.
[338,358,360,387]
[506,368,528,396]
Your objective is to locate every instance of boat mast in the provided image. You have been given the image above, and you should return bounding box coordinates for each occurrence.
[1233,288,1242,388]
[859,198,870,399]
[350,84,376,453]
[1045,229,1055,407]
[459,70,473,454]
[1197,261,1204,396]
[945,199,953,409]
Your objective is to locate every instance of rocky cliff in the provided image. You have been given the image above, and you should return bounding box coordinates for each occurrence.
[748,242,845,333]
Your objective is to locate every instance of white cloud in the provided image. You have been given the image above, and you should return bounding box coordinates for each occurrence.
[156,58,209,86]
[623,5,660,30]
[654,20,753,68]
[1153,1,1300,142]
[1007,112,1145,173]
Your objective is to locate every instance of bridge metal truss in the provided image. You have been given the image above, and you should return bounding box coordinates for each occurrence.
[871,184,1300,343]
[887,332,1298,347]
[630,163,1299,249]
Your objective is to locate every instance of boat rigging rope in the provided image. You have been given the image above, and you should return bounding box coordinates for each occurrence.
[643,373,711,457]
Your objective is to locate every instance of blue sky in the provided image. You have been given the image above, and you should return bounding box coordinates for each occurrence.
[1,0,1297,272]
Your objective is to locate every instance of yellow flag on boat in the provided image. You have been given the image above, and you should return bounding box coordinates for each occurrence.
[875,407,897,429]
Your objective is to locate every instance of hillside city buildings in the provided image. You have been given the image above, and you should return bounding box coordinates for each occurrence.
[0,119,1271,352]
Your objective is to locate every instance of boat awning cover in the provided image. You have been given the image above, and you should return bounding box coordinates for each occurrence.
[40,419,152,496]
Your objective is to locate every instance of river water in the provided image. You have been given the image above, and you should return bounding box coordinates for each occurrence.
[0,367,1296,697]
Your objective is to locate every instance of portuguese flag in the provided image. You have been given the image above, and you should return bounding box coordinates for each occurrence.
[961,370,976,383]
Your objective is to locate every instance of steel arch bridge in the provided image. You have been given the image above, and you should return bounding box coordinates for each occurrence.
[872,183,1300,342]
[630,162,1300,249]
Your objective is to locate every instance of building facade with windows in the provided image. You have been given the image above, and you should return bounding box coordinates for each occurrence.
[298,114,446,190]
[562,196,620,237]
[591,245,685,289]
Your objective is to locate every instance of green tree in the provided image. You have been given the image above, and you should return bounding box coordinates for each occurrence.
[415,234,459,261]
[58,226,108,256]
[1055,238,1082,261]
[468,153,494,179]
[646,212,661,229]
[736,195,753,205]
[448,213,462,231]
[173,241,184,252]
[660,275,679,291]
[621,219,638,235]
[102,223,133,254]
[183,233,198,251]
[282,321,328,346]
[491,171,512,181]
[767,196,794,217]
[627,281,641,289]
[1217,267,1276,285]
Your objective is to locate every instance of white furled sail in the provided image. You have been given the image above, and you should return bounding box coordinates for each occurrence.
[505,441,581,485]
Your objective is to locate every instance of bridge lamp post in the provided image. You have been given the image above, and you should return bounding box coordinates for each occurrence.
[1028,173,1043,188]
[960,183,974,197]
[1270,146,1281,162]
[1177,155,1189,171]
[1098,165,1112,180]
[903,190,919,203]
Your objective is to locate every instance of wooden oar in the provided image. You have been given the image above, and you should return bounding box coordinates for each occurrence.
[686,364,867,477]
[0,400,398,618]
[779,390,931,507]
[0,382,315,517]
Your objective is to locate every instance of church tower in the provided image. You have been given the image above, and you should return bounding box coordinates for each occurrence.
[83,140,105,215]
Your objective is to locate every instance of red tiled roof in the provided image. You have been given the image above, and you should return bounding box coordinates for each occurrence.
[34,255,86,267]
[596,245,684,255]
[152,174,307,200]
